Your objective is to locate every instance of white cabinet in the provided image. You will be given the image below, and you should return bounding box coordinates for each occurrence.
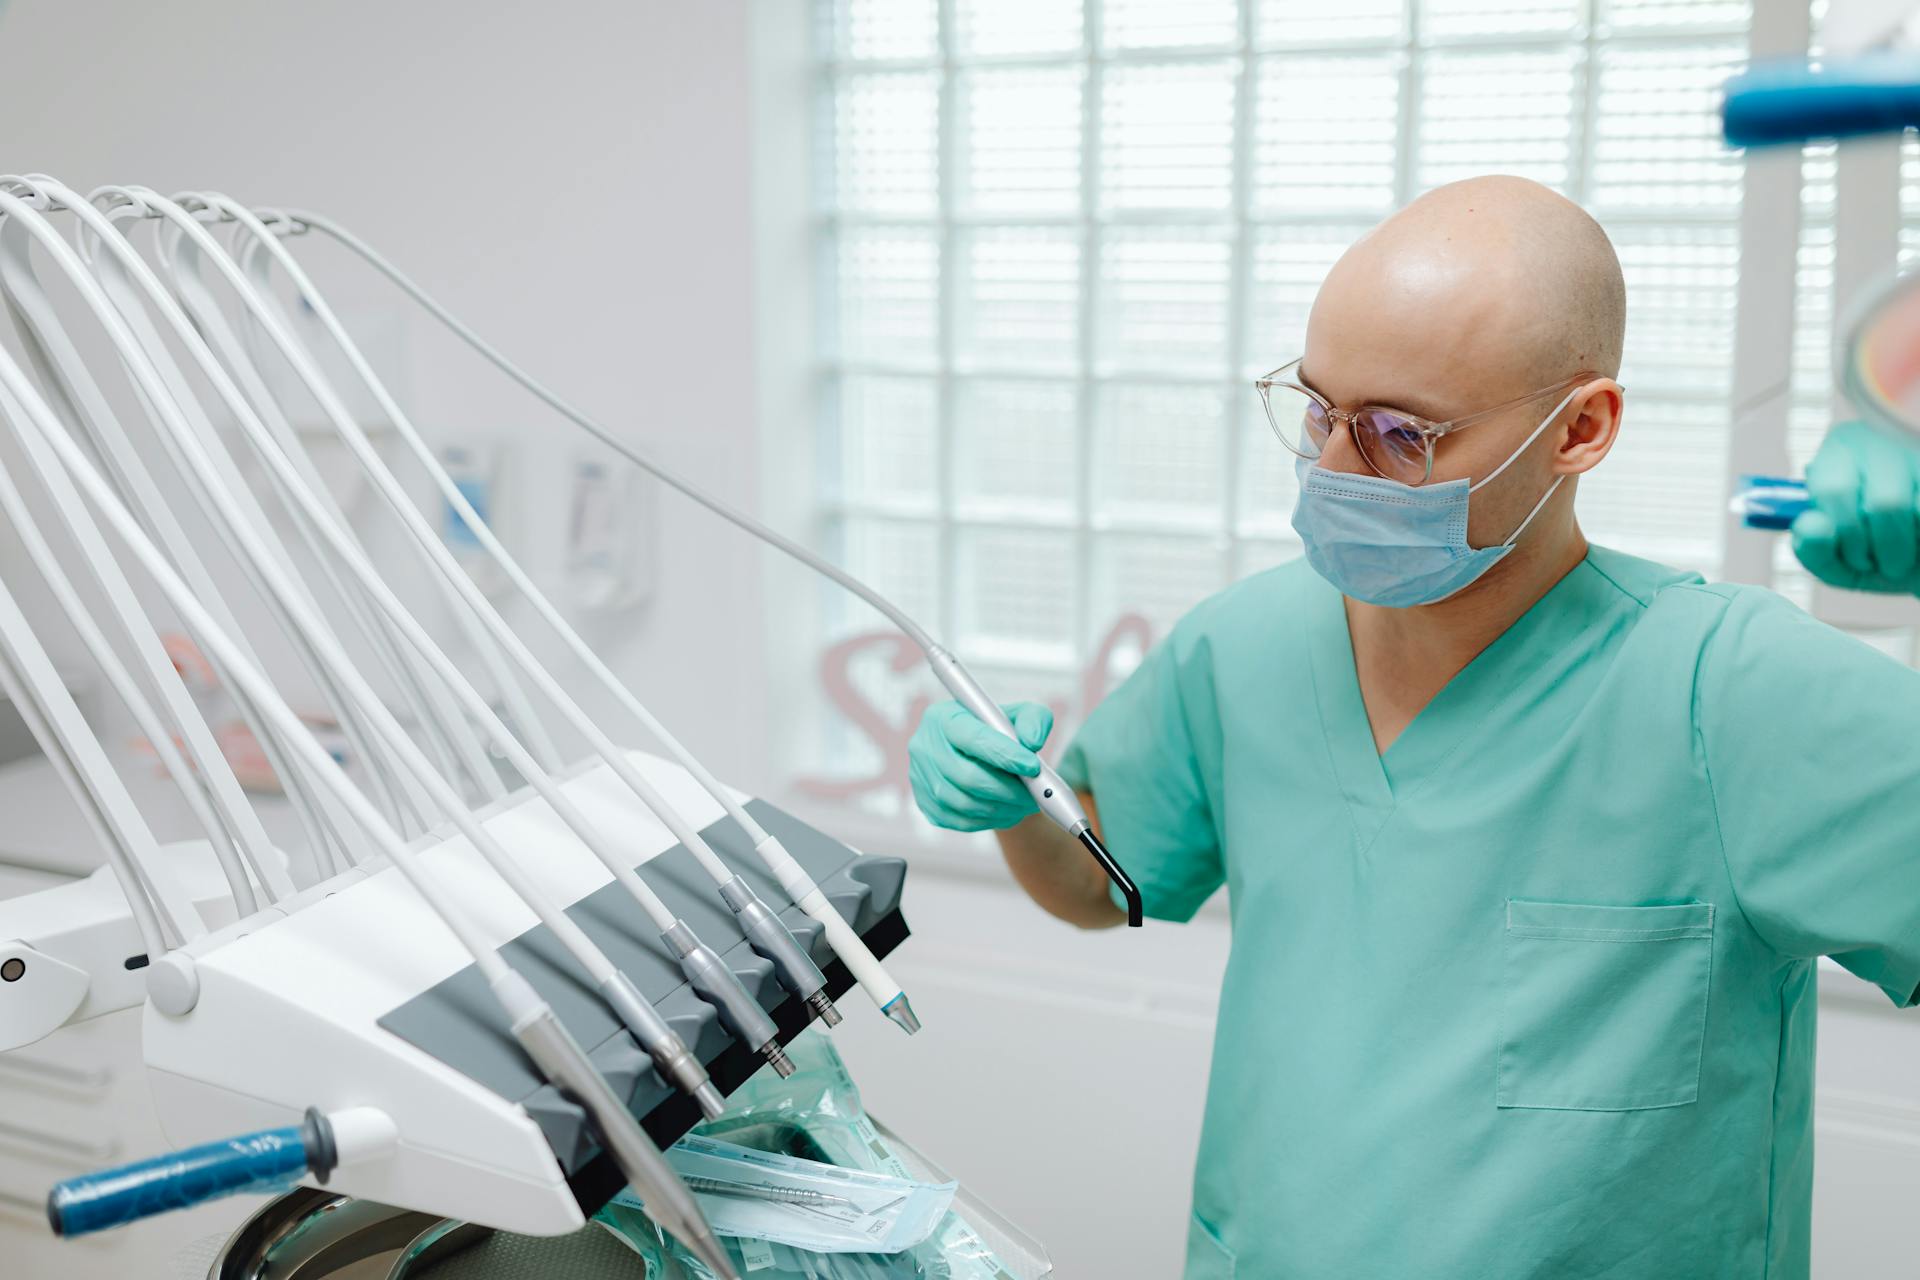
[0,853,257,1279]
[0,1002,262,1279]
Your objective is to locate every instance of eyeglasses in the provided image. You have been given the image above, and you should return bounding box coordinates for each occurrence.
[1254,358,1596,485]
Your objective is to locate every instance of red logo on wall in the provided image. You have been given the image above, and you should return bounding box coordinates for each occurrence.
[794,614,1156,806]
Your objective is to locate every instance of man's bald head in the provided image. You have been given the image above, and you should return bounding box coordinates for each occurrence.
[1306,176,1625,403]
[1293,175,1629,558]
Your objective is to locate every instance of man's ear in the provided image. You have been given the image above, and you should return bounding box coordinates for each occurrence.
[1557,379,1622,476]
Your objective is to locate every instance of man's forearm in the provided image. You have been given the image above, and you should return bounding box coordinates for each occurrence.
[994,793,1125,929]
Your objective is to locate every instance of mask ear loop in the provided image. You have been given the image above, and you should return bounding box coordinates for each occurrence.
[1465,383,1585,547]
[1500,475,1566,548]
[1467,383,1585,494]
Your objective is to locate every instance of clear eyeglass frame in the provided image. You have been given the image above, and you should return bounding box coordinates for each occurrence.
[1254,357,1599,484]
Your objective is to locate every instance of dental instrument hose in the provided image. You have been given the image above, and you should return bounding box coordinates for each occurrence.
[137,190,796,1070]
[105,184,774,1086]
[0,348,738,1280]
[59,185,765,1096]
[135,190,505,807]
[208,194,837,1028]
[279,209,1144,934]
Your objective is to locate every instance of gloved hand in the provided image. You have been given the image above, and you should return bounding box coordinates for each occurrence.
[1792,419,1920,596]
[907,700,1054,832]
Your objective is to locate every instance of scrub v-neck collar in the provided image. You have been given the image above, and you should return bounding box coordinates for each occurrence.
[1301,552,1617,844]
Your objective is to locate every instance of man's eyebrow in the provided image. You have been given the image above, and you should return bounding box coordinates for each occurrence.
[1297,364,1452,422]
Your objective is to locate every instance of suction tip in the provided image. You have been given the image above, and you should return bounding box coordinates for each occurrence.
[806,989,844,1027]
[1076,829,1143,927]
[692,1082,726,1121]
[760,1040,796,1078]
[881,994,921,1036]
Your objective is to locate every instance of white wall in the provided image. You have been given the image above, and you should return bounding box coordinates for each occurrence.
[0,0,776,803]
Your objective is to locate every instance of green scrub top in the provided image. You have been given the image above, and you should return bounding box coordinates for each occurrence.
[1057,546,1920,1280]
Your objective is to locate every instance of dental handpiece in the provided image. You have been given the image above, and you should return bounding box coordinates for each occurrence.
[925,648,1141,927]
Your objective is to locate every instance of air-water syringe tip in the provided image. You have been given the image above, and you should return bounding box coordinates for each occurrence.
[881,993,922,1036]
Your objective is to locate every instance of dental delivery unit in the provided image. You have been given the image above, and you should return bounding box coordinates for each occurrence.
[0,173,1133,1273]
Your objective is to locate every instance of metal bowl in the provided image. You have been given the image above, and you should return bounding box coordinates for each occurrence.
[206,1188,646,1280]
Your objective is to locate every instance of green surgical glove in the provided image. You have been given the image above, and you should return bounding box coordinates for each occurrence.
[1792,419,1920,597]
[907,700,1055,832]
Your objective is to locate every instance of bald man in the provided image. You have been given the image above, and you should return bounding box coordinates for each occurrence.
[908,176,1920,1278]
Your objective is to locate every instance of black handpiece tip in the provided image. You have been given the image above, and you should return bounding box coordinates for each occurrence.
[1077,830,1144,928]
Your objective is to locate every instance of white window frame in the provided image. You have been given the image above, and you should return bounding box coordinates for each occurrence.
[812,1,1775,660]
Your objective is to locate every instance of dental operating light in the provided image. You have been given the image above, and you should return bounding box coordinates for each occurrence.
[0,316,741,1280]
[1722,43,1920,531]
[171,192,844,1030]
[277,208,1145,929]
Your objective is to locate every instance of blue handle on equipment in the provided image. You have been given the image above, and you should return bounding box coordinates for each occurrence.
[47,1109,334,1238]
[1732,476,1812,531]
[1724,54,1920,148]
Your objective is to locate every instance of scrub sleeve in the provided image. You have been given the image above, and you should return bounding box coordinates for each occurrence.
[1058,629,1226,923]
[1695,586,1920,1007]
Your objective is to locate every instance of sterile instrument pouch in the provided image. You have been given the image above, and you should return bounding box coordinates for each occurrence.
[596,1029,1025,1278]
[608,1134,955,1254]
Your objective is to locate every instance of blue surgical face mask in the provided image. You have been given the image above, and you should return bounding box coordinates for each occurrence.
[1289,386,1580,608]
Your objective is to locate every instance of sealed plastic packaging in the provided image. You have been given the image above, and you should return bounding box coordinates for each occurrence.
[597,1030,1047,1278]
[608,1134,956,1254]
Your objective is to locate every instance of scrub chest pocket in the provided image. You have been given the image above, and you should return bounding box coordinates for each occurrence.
[1498,900,1715,1111]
